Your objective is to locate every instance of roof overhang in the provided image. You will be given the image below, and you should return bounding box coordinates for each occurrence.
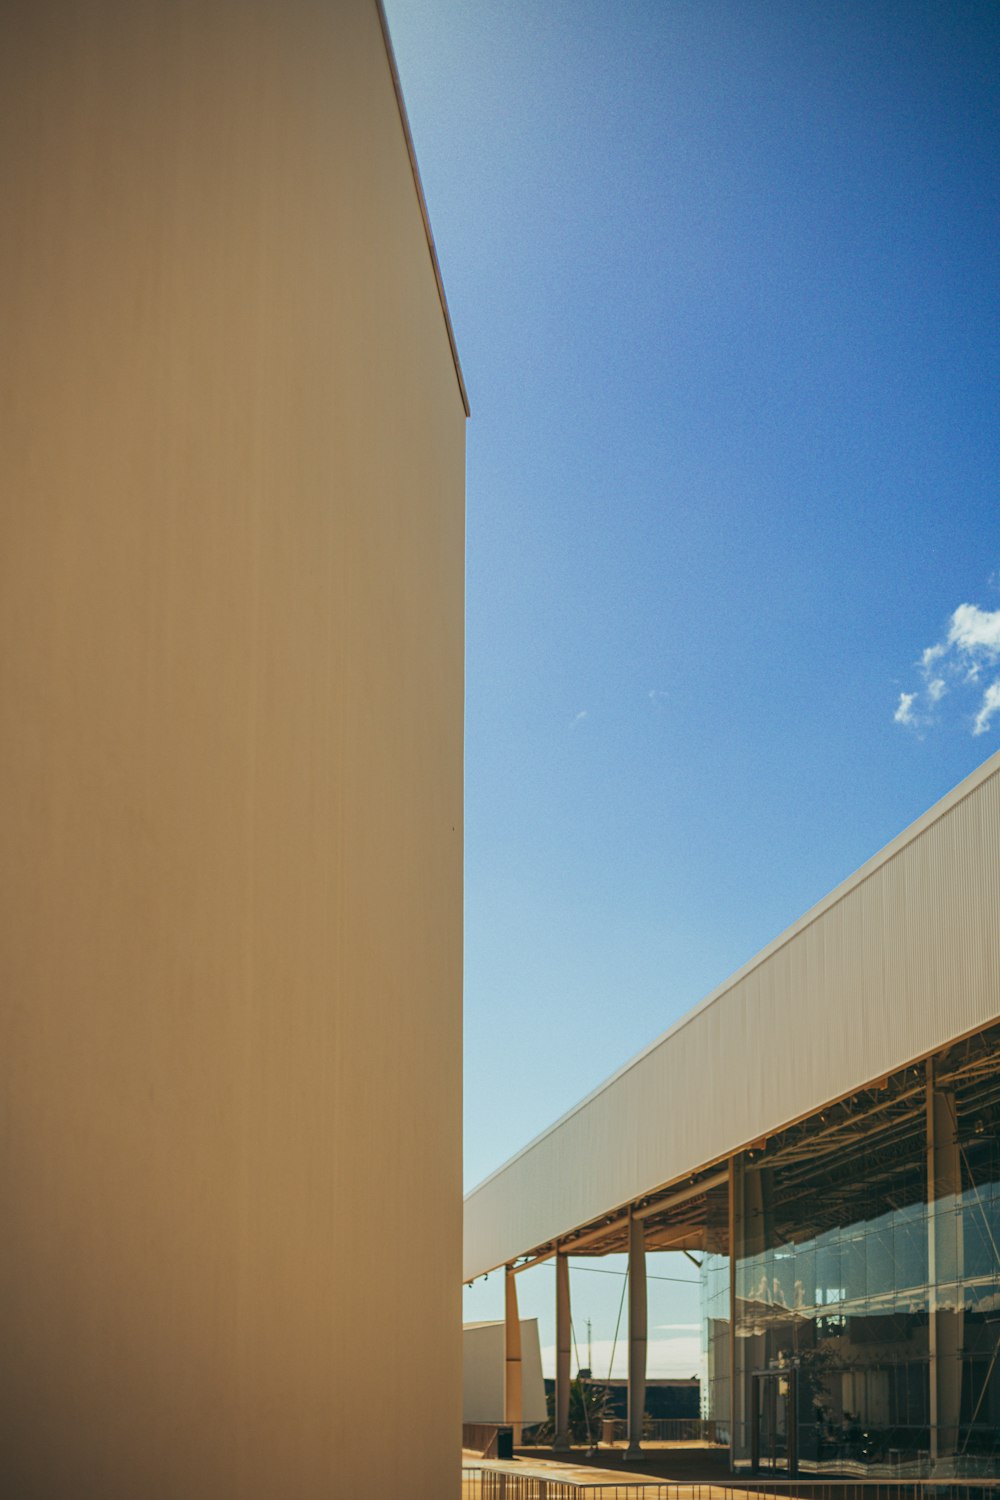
[465,749,1000,1281]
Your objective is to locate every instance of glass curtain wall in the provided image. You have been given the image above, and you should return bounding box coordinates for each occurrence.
[719,1024,1000,1477]
[702,1176,731,1442]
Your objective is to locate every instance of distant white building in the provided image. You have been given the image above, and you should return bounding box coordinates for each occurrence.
[464,1319,548,1427]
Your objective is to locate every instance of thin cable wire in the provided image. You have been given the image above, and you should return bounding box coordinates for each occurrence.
[540,1261,699,1287]
[569,1315,594,1447]
[606,1268,628,1383]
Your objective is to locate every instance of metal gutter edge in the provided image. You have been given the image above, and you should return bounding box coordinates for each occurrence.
[374,0,470,417]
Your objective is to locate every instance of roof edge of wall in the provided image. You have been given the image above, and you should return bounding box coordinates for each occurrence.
[375,0,470,417]
[465,746,1000,1206]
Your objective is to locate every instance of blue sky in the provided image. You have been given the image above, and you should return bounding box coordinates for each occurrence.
[383,0,999,1367]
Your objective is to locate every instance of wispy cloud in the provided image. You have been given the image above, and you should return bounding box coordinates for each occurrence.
[894,691,919,728]
[974,682,1000,737]
[647,689,668,705]
[570,709,588,728]
[949,602,1000,659]
[895,597,1000,738]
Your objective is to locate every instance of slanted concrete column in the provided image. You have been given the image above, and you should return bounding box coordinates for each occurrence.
[554,1251,572,1451]
[625,1212,647,1461]
[927,1064,963,1466]
[504,1265,523,1446]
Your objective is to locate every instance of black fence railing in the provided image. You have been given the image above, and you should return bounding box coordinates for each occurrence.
[597,1417,726,1445]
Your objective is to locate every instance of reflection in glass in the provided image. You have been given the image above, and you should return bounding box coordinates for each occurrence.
[710,1023,1000,1477]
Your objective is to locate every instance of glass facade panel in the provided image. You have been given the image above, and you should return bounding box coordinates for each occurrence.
[702,1249,730,1436]
[701,1177,731,1441]
[711,1024,1000,1477]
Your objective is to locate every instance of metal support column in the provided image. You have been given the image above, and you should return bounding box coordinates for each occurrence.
[625,1210,647,1461]
[504,1264,523,1446]
[927,1061,963,1466]
[554,1250,571,1452]
[728,1156,737,1470]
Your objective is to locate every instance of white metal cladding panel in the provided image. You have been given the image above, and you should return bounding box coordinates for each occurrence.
[462,1323,504,1424]
[462,1320,548,1424]
[465,755,1000,1280]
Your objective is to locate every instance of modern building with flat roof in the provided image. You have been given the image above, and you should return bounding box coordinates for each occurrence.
[465,751,1000,1478]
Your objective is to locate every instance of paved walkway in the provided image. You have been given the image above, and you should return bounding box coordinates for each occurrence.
[513,1444,735,1486]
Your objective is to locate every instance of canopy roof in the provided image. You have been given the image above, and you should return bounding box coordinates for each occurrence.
[465,750,1000,1281]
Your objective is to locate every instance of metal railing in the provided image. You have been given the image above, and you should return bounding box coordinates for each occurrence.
[462,1474,1000,1500]
[596,1418,727,1445]
[464,1473,676,1498]
[650,1418,725,1444]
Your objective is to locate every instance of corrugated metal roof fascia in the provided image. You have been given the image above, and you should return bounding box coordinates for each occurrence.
[464,771,1000,1272]
[465,747,1000,1209]
[374,0,469,416]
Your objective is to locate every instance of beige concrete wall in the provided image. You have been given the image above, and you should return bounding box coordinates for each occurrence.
[466,751,1000,1279]
[0,3,465,1497]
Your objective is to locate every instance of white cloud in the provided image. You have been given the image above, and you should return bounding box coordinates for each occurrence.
[973,680,1000,737]
[570,710,588,727]
[896,595,1000,736]
[947,603,1000,659]
[647,689,668,704]
[894,691,918,727]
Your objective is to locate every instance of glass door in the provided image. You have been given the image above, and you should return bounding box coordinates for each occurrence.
[751,1369,798,1476]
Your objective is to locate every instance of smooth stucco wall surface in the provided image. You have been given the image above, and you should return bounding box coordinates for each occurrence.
[0,3,464,1497]
[466,752,1000,1279]
[463,1321,547,1425]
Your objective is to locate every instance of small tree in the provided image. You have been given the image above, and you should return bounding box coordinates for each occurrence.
[535,1377,612,1446]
